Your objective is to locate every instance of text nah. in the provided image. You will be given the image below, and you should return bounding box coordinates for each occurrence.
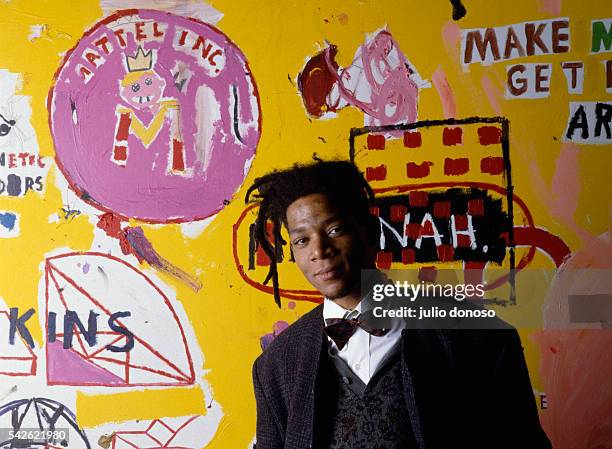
[375,190,509,265]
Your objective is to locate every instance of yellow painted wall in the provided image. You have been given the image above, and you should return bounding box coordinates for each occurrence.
[0,1,610,447]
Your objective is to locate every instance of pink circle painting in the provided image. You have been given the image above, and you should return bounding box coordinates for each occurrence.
[49,10,261,223]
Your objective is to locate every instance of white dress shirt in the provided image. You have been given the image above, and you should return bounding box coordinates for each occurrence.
[323,298,405,385]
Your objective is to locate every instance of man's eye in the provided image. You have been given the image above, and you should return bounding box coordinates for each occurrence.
[132,83,140,92]
[145,78,152,85]
[329,226,344,235]
[293,237,308,246]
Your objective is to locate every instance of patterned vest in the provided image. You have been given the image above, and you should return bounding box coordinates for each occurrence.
[313,342,417,449]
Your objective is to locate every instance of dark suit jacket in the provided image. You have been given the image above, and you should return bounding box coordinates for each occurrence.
[253,303,552,449]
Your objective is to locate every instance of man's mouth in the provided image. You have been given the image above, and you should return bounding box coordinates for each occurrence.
[133,95,153,104]
[314,267,342,281]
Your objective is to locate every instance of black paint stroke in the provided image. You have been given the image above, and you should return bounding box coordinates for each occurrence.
[232,85,244,143]
[0,112,16,137]
[450,0,467,20]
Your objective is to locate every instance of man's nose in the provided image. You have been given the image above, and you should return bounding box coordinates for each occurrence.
[310,233,335,260]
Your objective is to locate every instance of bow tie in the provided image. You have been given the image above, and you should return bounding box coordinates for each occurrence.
[324,316,389,350]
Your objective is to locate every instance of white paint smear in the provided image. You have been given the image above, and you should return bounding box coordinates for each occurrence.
[100,0,223,24]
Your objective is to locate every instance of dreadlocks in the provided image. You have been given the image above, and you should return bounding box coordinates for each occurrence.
[245,160,376,307]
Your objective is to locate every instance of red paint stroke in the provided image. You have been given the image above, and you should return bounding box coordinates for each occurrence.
[444,157,469,175]
[402,248,416,264]
[405,223,422,240]
[390,205,407,222]
[437,244,455,262]
[512,226,571,267]
[367,134,386,150]
[403,131,422,148]
[45,252,196,387]
[454,214,468,229]
[376,252,393,269]
[457,234,472,248]
[406,161,433,178]
[409,190,429,207]
[111,416,202,449]
[480,156,505,175]
[433,201,451,218]
[366,164,387,181]
[420,219,435,237]
[442,127,462,145]
[432,68,457,119]
[297,45,340,117]
[477,126,502,145]
[172,139,185,172]
[468,198,485,216]
[370,206,380,217]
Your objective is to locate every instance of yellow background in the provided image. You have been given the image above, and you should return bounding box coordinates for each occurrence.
[0,0,610,447]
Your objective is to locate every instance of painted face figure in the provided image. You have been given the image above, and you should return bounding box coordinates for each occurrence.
[286,193,374,304]
[120,70,166,110]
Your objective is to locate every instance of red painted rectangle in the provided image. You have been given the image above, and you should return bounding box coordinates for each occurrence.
[366,164,387,181]
[454,214,468,229]
[405,223,422,240]
[478,126,502,145]
[409,191,429,207]
[456,234,472,248]
[437,244,455,262]
[370,206,380,217]
[367,134,386,149]
[444,157,469,176]
[390,205,407,222]
[468,199,485,216]
[403,131,422,148]
[480,156,505,175]
[406,161,432,178]
[376,252,393,269]
[433,201,451,218]
[443,127,463,145]
[402,248,415,264]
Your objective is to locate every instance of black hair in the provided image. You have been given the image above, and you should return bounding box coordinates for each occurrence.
[245,160,376,307]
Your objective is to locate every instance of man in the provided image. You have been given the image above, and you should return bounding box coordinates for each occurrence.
[247,160,551,449]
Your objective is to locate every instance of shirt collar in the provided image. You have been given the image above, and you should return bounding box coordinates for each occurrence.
[323,298,362,321]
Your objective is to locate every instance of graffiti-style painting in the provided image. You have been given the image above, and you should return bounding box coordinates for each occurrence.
[49,10,260,223]
[45,252,195,387]
[0,1,610,448]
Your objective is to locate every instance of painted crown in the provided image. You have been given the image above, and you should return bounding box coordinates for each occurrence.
[126,47,153,72]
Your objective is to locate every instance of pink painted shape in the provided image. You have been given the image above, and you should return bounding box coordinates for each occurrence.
[47,340,127,385]
[539,0,562,15]
[481,75,503,115]
[432,67,456,119]
[441,21,461,54]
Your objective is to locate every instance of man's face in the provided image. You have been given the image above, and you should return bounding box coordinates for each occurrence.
[286,193,374,301]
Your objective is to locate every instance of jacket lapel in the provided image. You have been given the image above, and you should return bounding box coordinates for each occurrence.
[285,304,325,449]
